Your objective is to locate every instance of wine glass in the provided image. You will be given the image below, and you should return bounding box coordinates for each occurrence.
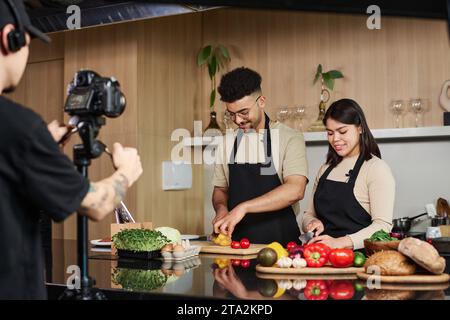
[293,106,307,131]
[276,107,290,123]
[390,100,406,128]
[408,98,428,127]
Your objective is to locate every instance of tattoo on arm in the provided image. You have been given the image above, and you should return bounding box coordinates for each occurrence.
[113,173,129,204]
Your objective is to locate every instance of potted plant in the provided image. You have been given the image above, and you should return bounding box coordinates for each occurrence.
[309,64,344,131]
[197,45,231,134]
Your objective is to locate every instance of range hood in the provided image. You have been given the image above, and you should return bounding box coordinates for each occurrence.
[24,1,220,33]
[25,0,450,35]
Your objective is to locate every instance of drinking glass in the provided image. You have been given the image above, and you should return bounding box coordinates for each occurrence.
[276,107,290,123]
[408,98,428,127]
[390,100,406,128]
[293,106,307,131]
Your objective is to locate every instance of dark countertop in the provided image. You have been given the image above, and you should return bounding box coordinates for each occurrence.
[45,239,450,300]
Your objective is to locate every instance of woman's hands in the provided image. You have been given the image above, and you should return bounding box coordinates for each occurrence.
[305,219,353,248]
[308,235,354,249]
[305,218,324,236]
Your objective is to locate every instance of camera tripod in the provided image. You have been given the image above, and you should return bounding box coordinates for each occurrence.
[59,117,108,300]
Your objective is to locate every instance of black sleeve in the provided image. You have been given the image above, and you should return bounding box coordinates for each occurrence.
[23,119,90,222]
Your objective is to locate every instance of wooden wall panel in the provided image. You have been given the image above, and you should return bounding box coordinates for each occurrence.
[136,14,204,234]
[202,9,450,129]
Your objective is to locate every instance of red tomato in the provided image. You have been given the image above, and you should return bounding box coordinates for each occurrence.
[240,238,250,249]
[329,280,355,300]
[231,241,241,249]
[231,259,241,267]
[328,249,354,268]
[240,259,250,268]
[286,241,297,251]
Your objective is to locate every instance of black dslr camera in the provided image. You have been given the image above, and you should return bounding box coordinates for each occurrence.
[64,70,126,117]
[62,70,126,160]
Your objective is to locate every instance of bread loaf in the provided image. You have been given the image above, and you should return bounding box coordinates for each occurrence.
[364,250,416,276]
[398,237,446,275]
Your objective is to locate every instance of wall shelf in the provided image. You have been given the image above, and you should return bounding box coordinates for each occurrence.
[183,136,219,147]
[183,126,450,147]
[303,126,450,143]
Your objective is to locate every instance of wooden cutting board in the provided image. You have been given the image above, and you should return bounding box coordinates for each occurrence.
[191,241,265,255]
[356,272,450,284]
[256,264,364,275]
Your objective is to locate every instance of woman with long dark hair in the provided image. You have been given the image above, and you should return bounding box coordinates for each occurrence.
[301,99,395,249]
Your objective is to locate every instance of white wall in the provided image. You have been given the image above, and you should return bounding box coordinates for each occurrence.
[302,138,450,233]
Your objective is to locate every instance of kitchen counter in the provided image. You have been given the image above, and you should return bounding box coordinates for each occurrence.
[45,239,450,300]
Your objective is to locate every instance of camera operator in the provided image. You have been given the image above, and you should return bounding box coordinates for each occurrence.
[0,1,143,299]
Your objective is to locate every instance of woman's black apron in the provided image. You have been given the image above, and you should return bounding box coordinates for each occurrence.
[227,114,300,246]
[313,154,372,238]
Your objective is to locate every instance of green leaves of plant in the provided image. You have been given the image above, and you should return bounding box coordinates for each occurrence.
[208,55,217,79]
[219,45,230,59]
[328,70,344,79]
[197,44,231,108]
[313,64,322,84]
[313,64,344,90]
[197,45,211,66]
[322,72,334,90]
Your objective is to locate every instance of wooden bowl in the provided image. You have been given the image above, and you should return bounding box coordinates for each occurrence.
[363,239,400,257]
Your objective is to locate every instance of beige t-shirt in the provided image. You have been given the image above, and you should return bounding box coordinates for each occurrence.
[212,120,308,215]
[301,154,395,249]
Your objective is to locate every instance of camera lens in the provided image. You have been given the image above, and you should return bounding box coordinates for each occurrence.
[77,73,87,86]
[119,93,126,109]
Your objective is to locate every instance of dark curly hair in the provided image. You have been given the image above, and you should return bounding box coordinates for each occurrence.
[218,67,262,103]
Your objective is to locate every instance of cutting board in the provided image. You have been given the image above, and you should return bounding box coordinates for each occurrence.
[356,272,450,284]
[256,264,364,275]
[191,241,265,255]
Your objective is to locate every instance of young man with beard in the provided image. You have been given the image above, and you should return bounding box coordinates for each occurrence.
[212,67,308,246]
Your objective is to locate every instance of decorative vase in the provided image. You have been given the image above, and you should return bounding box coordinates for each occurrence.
[204,111,223,136]
[309,86,330,132]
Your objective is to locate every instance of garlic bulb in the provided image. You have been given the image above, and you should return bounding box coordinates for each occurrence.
[278,279,293,290]
[293,279,307,291]
[292,257,307,269]
[276,257,293,268]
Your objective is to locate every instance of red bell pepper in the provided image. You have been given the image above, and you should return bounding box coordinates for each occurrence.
[329,280,355,300]
[329,249,354,268]
[303,243,330,267]
[304,280,329,300]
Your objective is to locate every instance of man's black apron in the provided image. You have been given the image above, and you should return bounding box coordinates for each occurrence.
[314,154,372,238]
[227,114,300,246]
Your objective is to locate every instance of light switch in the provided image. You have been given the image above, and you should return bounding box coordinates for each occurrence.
[162,161,192,190]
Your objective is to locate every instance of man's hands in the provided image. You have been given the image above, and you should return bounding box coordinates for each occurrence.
[112,142,143,188]
[213,204,247,237]
[47,120,70,147]
[212,208,229,226]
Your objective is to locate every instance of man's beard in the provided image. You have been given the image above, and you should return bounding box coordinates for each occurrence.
[2,86,16,94]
